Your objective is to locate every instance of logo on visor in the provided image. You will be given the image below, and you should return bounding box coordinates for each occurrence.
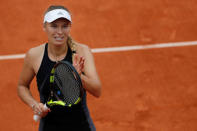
[57,11,64,15]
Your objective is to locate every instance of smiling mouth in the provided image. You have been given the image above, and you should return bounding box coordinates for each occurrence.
[54,36,64,41]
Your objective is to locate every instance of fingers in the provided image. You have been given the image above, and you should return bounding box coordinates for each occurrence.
[32,103,50,117]
[73,54,85,75]
[78,57,85,75]
[78,57,85,70]
[73,54,79,66]
[32,103,41,115]
[38,103,50,117]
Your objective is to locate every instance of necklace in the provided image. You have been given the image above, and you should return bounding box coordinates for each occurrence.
[54,51,67,63]
[48,45,68,63]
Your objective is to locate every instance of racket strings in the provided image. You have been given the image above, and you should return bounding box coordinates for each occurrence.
[54,64,81,105]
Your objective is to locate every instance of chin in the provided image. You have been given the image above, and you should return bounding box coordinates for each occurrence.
[53,41,66,46]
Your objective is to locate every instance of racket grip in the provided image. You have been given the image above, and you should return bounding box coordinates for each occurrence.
[33,115,40,122]
[33,104,48,122]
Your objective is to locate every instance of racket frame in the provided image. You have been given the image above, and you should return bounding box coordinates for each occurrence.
[47,61,83,107]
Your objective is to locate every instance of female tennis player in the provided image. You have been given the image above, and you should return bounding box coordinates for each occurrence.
[17,5,101,131]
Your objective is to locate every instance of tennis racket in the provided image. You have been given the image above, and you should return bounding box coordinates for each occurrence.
[34,60,84,121]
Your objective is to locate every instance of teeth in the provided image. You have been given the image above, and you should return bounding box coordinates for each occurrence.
[55,37,63,40]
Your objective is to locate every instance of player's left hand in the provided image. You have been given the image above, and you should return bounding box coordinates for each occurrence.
[73,54,85,75]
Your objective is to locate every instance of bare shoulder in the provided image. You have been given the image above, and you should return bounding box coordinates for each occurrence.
[25,44,45,60]
[75,42,91,55]
[24,44,45,73]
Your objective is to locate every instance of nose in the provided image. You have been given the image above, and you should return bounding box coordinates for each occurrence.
[57,27,63,34]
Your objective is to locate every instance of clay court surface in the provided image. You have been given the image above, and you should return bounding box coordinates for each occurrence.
[1,0,197,130]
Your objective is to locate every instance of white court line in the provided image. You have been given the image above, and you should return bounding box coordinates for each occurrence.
[0,54,25,60]
[92,41,197,53]
[0,41,197,60]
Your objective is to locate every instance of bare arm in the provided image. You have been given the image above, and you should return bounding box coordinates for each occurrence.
[17,50,38,108]
[74,45,102,98]
[17,49,49,116]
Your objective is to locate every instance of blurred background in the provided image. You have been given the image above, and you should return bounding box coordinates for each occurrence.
[0,0,197,130]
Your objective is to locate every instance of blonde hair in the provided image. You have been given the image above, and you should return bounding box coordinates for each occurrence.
[67,36,77,62]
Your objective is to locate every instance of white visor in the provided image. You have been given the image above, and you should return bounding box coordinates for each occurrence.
[43,9,72,23]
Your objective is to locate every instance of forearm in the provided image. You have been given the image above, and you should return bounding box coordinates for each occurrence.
[81,74,101,98]
[17,85,38,108]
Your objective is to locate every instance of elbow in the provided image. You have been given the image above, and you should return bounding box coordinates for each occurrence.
[94,83,102,98]
[95,92,101,98]
[17,85,23,98]
[83,78,102,98]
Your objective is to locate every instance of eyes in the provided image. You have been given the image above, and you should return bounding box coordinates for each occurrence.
[50,23,71,28]
[44,20,71,32]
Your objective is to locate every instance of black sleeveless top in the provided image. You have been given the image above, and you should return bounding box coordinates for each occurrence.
[36,43,72,103]
[36,44,95,131]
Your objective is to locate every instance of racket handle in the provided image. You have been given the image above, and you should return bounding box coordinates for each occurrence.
[33,104,48,122]
[33,115,40,122]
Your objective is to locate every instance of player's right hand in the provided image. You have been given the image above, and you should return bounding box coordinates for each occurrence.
[32,103,51,118]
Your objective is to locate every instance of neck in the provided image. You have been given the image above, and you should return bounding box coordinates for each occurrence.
[48,43,68,62]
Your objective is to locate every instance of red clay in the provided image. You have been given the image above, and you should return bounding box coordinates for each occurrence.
[0,0,197,131]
